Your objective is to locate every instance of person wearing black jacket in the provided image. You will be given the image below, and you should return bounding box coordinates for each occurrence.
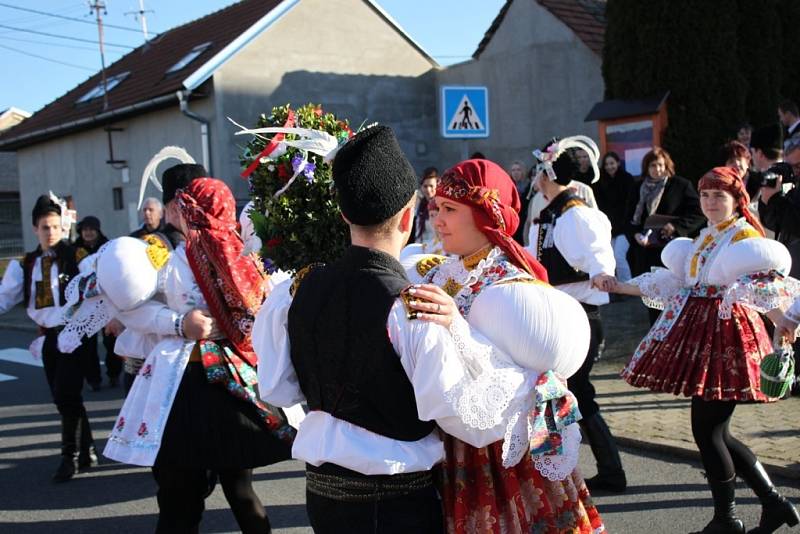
[759,141,800,396]
[594,152,634,281]
[625,148,706,324]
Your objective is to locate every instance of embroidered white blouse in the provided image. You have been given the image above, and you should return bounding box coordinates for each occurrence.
[253,267,540,476]
[0,254,68,328]
[526,203,615,305]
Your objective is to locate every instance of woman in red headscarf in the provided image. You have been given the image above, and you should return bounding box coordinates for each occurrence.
[607,167,799,533]
[406,159,606,533]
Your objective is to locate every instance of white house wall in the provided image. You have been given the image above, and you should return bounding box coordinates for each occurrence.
[436,0,603,172]
[16,99,214,248]
[213,0,440,199]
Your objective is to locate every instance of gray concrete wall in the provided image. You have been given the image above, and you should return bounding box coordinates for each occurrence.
[0,152,18,192]
[435,0,604,173]
[16,99,214,249]
[213,0,440,200]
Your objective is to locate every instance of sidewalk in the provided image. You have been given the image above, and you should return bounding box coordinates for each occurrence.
[598,297,800,479]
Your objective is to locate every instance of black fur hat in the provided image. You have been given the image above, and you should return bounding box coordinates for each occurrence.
[162,163,208,204]
[332,125,417,226]
[543,139,578,185]
[31,195,61,226]
[750,123,783,153]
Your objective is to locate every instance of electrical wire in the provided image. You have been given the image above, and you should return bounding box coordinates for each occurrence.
[0,34,111,52]
[0,23,135,48]
[0,43,96,71]
[0,2,150,34]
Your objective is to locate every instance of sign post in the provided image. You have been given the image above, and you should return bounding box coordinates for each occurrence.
[441,86,489,139]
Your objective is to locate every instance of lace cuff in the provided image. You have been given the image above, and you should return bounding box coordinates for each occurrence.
[720,271,800,319]
[58,272,112,353]
[500,371,582,473]
[630,268,683,310]
[443,314,525,431]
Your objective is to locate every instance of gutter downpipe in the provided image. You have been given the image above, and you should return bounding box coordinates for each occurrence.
[177,89,211,173]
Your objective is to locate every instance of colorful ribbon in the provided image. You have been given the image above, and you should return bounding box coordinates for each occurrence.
[240,109,296,179]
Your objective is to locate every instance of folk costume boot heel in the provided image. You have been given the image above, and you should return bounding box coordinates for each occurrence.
[737,460,800,533]
[77,411,98,471]
[53,415,80,483]
[691,475,745,534]
[580,413,627,493]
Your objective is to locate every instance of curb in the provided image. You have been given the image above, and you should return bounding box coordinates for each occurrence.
[615,435,800,481]
[0,323,37,334]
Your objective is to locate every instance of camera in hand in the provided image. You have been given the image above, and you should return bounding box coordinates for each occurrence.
[756,162,795,188]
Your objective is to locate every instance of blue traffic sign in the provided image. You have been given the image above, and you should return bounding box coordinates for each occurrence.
[441,86,489,138]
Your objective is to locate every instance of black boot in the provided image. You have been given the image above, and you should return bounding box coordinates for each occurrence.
[53,415,79,483]
[690,476,745,534]
[737,460,800,533]
[579,413,627,492]
[77,411,98,471]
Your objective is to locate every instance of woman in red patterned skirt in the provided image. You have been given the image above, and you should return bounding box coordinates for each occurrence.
[405,159,606,533]
[606,166,799,534]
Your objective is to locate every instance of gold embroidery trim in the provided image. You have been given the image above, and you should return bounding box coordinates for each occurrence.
[442,278,462,297]
[731,228,760,243]
[494,276,550,288]
[461,244,493,270]
[75,247,89,264]
[290,263,324,297]
[561,198,585,213]
[143,234,170,271]
[415,255,447,278]
[690,234,714,278]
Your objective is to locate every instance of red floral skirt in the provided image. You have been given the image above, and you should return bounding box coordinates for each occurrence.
[623,297,774,402]
[440,436,605,534]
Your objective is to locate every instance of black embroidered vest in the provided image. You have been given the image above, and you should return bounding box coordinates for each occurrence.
[22,240,78,309]
[287,246,436,442]
[535,190,591,286]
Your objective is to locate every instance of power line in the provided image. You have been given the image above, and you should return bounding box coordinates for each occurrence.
[0,43,95,71]
[0,34,119,52]
[0,2,148,34]
[0,23,134,48]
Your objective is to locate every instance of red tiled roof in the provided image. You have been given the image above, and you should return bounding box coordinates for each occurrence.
[474,0,606,59]
[0,0,282,149]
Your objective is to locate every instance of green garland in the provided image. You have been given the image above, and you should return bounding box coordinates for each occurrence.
[242,103,353,273]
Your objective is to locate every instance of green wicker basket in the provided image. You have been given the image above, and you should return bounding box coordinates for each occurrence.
[760,347,795,399]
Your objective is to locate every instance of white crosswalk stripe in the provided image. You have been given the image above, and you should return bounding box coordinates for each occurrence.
[0,347,42,368]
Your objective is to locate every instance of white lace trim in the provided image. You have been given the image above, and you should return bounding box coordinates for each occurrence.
[429,247,502,309]
[58,295,112,353]
[630,268,683,310]
[720,274,800,319]
[532,423,582,481]
[443,315,524,432]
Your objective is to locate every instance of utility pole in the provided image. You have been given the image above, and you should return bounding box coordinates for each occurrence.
[88,0,109,111]
[126,0,153,41]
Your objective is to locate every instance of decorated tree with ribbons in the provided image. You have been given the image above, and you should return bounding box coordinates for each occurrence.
[237,103,354,273]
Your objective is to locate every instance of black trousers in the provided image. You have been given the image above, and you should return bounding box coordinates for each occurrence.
[80,334,102,386]
[567,304,603,418]
[102,333,122,380]
[306,484,443,534]
[42,330,87,418]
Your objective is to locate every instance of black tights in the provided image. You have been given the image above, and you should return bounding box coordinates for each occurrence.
[690,397,757,481]
[153,466,269,534]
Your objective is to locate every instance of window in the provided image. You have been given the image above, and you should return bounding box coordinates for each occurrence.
[112,187,123,211]
[76,72,130,104]
[166,42,212,74]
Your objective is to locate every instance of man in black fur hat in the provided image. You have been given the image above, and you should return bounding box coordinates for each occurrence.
[253,125,529,533]
[0,195,98,482]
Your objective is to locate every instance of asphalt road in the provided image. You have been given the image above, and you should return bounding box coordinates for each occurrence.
[0,327,797,533]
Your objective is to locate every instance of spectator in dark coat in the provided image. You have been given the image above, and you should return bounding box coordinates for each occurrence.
[593,152,634,281]
[625,148,706,324]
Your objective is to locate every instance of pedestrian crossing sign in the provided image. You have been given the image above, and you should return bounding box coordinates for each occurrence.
[441,86,489,138]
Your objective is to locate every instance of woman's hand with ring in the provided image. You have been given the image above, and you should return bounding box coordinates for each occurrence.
[407,284,459,328]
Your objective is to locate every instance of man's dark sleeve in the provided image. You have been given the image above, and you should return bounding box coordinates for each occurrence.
[760,188,800,235]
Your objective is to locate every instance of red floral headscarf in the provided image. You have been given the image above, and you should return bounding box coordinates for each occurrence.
[177,178,267,364]
[437,159,549,282]
[698,166,765,236]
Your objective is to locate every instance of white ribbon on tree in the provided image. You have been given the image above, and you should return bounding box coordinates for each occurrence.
[229,118,343,198]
